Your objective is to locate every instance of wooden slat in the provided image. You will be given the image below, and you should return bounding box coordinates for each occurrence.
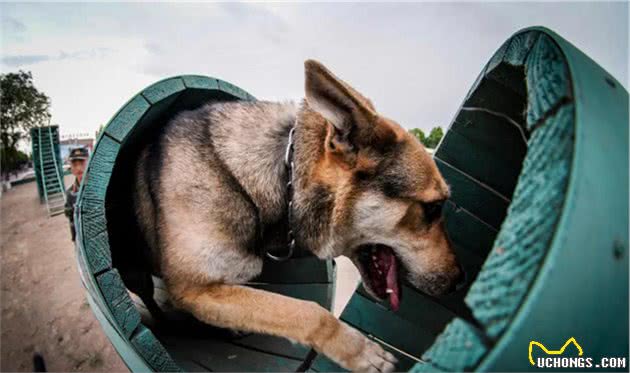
[232,334,311,361]
[463,71,527,124]
[95,269,141,339]
[436,159,510,230]
[160,335,304,372]
[142,77,186,105]
[105,95,151,143]
[81,135,119,202]
[218,79,255,101]
[253,257,333,284]
[80,135,120,274]
[436,109,528,199]
[181,75,220,90]
[130,326,182,372]
[443,202,497,269]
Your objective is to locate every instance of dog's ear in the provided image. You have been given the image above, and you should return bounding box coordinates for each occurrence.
[304,60,397,160]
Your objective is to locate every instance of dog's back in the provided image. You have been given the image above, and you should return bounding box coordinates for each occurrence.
[129,101,296,287]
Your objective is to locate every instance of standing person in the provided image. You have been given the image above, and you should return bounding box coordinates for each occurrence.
[64,147,89,242]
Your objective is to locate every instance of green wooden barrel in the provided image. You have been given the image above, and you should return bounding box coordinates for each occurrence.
[74,76,336,371]
[75,26,628,372]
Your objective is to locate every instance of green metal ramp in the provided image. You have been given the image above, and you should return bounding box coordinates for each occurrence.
[31,125,66,216]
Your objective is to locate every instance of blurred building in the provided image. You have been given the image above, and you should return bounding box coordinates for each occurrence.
[60,133,94,163]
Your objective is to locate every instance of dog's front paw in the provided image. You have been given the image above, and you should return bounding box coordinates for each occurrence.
[323,323,397,372]
[347,337,397,373]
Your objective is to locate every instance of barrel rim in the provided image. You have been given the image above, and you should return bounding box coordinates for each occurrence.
[75,74,255,372]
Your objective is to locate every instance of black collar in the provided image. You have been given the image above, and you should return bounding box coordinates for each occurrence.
[265,127,296,261]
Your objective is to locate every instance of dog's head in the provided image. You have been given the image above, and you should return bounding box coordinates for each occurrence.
[300,60,463,310]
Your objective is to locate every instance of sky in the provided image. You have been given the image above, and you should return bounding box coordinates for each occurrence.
[1,2,628,140]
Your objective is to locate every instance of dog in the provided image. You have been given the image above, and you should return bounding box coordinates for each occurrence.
[130,60,463,372]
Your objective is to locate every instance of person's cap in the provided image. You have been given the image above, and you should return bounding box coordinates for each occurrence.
[69,147,89,161]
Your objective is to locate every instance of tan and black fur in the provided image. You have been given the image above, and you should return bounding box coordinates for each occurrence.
[128,60,462,372]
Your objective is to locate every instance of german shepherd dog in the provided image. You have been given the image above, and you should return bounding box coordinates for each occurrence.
[131,60,463,372]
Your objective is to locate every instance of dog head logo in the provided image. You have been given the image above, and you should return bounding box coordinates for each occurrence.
[528,337,584,366]
[300,60,463,310]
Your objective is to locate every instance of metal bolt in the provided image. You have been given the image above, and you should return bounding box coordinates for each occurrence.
[613,240,624,260]
[605,76,617,89]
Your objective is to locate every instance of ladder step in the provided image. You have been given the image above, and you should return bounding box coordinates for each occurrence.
[48,209,65,217]
[48,203,66,210]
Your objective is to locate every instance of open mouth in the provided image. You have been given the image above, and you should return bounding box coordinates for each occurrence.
[355,244,403,311]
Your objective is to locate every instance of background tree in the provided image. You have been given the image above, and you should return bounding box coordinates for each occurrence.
[425,127,444,148]
[408,126,444,149]
[409,128,426,145]
[0,71,51,178]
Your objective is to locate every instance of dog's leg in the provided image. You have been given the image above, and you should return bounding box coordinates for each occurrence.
[170,283,397,372]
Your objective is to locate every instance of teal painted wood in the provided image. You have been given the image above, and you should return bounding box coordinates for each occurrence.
[181,75,220,90]
[410,27,628,372]
[159,334,305,372]
[442,203,497,263]
[131,326,182,372]
[475,27,628,372]
[413,318,487,372]
[465,103,575,337]
[85,294,154,372]
[80,135,119,274]
[436,158,510,229]
[142,77,186,104]
[96,269,142,339]
[253,256,334,284]
[104,95,151,143]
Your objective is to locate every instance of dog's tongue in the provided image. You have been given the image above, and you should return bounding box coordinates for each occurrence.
[379,247,400,311]
[386,256,400,311]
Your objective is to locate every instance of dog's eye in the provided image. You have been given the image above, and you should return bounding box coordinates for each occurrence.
[422,200,444,223]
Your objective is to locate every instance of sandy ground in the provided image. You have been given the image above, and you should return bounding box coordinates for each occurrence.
[1,176,127,372]
[0,176,361,372]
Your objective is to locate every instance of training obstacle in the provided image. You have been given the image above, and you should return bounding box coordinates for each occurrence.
[31,125,66,216]
[75,27,628,372]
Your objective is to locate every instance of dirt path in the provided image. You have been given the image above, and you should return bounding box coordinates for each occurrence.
[1,177,127,372]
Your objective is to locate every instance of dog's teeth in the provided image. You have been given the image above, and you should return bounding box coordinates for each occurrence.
[378,270,383,275]
[372,255,377,261]
[385,289,393,294]
[374,263,379,269]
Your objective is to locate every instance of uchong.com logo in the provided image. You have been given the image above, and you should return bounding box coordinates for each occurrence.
[528,337,627,369]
